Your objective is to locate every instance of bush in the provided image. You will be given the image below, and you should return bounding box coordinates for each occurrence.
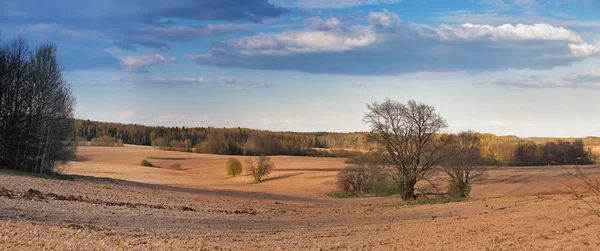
[226,157,243,177]
[170,163,182,170]
[141,159,154,167]
[245,155,274,183]
[337,164,396,195]
[447,182,471,198]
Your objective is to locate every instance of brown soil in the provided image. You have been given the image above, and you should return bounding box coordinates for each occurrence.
[1,145,599,250]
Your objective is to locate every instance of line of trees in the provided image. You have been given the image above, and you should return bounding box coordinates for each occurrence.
[513,139,593,166]
[75,119,369,157]
[75,119,599,163]
[0,36,76,174]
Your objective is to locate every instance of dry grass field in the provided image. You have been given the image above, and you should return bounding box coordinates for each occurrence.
[2,145,600,250]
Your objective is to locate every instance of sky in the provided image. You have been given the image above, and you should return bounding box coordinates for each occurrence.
[2,0,600,137]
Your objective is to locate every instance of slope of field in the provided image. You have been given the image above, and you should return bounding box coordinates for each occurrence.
[64,145,599,199]
[1,145,599,250]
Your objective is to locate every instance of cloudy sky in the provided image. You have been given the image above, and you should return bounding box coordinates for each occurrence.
[2,0,600,137]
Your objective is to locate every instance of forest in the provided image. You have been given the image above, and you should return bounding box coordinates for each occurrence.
[75,119,599,166]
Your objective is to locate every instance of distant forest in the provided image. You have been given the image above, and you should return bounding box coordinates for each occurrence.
[75,119,599,165]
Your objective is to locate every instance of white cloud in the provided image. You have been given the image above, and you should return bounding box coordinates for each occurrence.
[271,0,401,8]
[483,70,600,89]
[316,120,329,125]
[306,17,344,30]
[152,114,186,123]
[260,117,272,125]
[284,119,294,125]
[352,81,365,86]
[368,9,400,29]
[119,54,176,72]
[188,116,209,121]
[153,114,175,122]
[111,75,264,86]
[120,110,135,120]
[293,75,304,80]
[217,76,238,84]
[477,120,509,127]
[189,13,600,75]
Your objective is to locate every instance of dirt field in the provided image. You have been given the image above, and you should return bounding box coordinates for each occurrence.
[1,145,600,250]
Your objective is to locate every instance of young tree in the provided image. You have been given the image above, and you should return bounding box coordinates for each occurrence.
[245,155,274,183]
[226,157,243,177]
[441,131,485,198]
[363,99,447,200]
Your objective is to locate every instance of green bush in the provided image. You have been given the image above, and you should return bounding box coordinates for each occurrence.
[226,157,243,177]
[141,159,154,167]
[447,182,471,198]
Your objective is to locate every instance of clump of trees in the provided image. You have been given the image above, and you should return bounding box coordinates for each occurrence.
[513,139,593,166]
[87,135,123,147]
[245,155,275,183]
[226,157,243,177]
[337,100,488,200]
[0,36,76,174]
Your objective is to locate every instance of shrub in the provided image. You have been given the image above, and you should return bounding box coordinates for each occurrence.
[563,165,600,217]
[170,163,182,170]
[141,159,154,167]
[226,157,243,177]
[337,164,396,195]
[245,155,275,183]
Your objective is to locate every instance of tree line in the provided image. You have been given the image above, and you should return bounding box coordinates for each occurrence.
[75,119,598,164]
[75,119,370,157]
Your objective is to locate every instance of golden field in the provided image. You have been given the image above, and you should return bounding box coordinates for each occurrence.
[1,145,600,250]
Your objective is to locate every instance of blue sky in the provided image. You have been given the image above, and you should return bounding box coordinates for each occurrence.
[2,0,600,137]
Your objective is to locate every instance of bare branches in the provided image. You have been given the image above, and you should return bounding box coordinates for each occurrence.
[563,165,600,217]
[363,98,447,200]
[440,131,486,198]
[245,155,275,183]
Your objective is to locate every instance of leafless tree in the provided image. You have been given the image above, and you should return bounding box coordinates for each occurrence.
[0,36,76,174]
[563,165,600,217]
[245,155,274,183]
[440,131,486,198]
[363,99,448,200]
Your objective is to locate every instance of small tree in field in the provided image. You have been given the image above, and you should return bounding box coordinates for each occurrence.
[441,131,485,198]
[245,155,274,183]
[226,157,243,177]
[363,99,448,200]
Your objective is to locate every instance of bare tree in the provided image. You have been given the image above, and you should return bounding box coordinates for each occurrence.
[563,165,600,217]
[363,99,447,200]
[441,131,485,198]
[245,155,274,183]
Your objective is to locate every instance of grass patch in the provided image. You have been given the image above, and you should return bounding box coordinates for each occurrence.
[383,199,463,208]
[327,192,399,199]
[328,193,361,199]
[0,169,73,181]
[147,157,186,160]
